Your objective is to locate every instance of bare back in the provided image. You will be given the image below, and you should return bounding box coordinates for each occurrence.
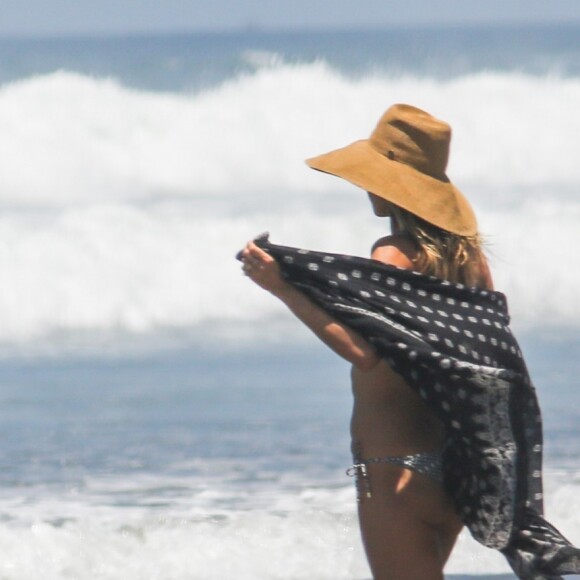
[351,233,493,455]
[350,233,492,579]
[351,233,448,457]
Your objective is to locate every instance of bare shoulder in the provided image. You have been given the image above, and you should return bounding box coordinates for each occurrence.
[371,234,417,269]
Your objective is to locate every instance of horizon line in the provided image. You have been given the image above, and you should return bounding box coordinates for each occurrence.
[0,18,579,42]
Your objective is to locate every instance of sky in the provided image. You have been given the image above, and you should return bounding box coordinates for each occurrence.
[0,0,579,37]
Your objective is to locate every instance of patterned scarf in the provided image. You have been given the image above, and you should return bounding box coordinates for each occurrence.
[244,234,580,580]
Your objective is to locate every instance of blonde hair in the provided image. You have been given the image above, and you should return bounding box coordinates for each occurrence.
[390,206,491,289]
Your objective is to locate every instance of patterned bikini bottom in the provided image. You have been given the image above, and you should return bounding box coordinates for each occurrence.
[346,451,443,500]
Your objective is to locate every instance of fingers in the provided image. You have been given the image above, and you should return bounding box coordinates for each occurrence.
[241,242,271,267]
[240,240,279,285]
[241,243,261,277]
[242,258,264,278]
[246,241,272,261]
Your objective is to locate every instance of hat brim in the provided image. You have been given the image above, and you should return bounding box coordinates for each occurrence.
[306,140,477,237]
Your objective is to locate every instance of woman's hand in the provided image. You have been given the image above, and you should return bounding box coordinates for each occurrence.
[240,239,378,370]
[240,241,289,296]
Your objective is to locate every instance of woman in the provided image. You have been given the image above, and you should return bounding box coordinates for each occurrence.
[239,105,580,579]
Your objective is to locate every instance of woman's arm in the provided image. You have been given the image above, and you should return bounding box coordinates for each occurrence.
[240,241,380,371]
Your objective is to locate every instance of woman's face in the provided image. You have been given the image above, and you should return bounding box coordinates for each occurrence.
[367,192,394,217]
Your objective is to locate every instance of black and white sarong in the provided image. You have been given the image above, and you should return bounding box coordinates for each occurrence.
[242,234,580,580]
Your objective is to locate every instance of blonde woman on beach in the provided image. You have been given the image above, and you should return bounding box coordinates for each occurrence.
[239,104,580,579]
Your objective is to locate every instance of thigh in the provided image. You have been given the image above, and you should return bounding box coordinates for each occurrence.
[356,465,462,580]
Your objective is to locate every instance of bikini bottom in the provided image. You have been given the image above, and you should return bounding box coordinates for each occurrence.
[346,451,443,501]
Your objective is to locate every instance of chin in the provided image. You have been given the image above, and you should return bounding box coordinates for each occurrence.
[375,209,391,218]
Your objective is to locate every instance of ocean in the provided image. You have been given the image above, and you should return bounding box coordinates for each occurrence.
[0,24,579,579]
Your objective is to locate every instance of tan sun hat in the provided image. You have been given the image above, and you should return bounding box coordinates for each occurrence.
[306,103,477,236]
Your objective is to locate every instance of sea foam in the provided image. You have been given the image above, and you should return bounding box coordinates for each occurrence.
[0,64,578,350]
[0,469,578,579]
[1,65,579,205]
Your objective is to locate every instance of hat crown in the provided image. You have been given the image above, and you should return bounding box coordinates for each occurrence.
[369,104,451,180]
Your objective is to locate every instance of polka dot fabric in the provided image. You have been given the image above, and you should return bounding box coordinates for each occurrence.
[246,234,580,580]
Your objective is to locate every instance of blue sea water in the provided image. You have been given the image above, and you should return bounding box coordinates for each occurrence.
[0,24,579,579]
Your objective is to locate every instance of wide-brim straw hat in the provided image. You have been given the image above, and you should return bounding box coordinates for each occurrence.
[306,104,477,236]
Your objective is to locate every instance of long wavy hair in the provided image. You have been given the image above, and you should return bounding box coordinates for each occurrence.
[390,206,492,289]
